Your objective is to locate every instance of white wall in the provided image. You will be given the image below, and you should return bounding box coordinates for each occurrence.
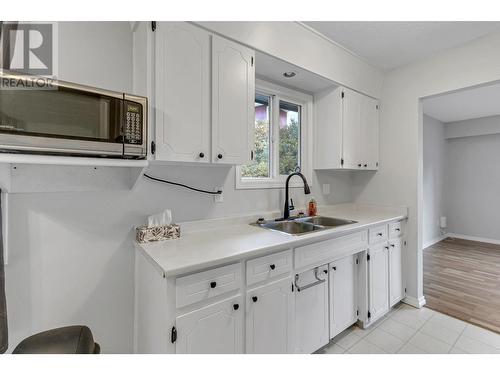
[445,114,500,139]
[354,31,500,307]
[195,22,383,99]
[422,115,446,247]
[445,133,500,241]
[4,21,365,353]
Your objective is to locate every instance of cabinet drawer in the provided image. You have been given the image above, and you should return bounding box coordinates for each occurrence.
[294,231,368,270]
[388,221,403,239]
[176,263,242,308]
[369,224,388,244]
[246,250,292,286]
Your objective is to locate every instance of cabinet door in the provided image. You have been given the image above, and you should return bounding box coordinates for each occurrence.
[212,35,255,165]
[329,255,358,339]
[389,238,404,307]
[360,96,379,170]
[246,278,294,354]
[294,265,329,353]
[155,22,210,162]
[368,244,389,322]
[175,296,243,354]
[341,88,363,169]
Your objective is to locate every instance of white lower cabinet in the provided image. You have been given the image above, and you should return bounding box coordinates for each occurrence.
[329,255,358,339]
[389,238,404,307]
[135,221,406,353]
[294,265,329,354]
[368,244,390,322]
[245,277,294,353]
[175,296,244,354]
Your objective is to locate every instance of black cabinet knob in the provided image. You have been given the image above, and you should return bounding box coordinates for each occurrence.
[395,228,401,232]
[332,266,337,271]
[377,233,383,236]
[323,269,328,274]
[358,163,362,167]
[233,303,239,310]
[269,264,276,270]
[364,164,368,167]
[384,246,389,250]
[210,281,217,288]
[217,154,223,159]
[252,296,258,303]
[199,152,204,158]
[390,244,395,247]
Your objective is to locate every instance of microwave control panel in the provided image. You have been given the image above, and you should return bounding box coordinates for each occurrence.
[124,102,143,144]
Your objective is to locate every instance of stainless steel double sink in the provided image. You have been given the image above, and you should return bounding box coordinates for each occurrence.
[253,216,357,236]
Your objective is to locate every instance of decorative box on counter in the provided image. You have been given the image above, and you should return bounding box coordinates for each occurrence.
[136,224,181,243]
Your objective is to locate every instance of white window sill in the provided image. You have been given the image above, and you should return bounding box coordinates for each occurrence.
[235,178,312,190]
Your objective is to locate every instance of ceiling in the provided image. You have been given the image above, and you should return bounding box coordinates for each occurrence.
[255,51,334,94]
[423,82,500,123]
[303,22,500,71]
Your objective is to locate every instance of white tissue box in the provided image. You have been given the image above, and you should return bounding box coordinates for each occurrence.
[136,224,181,243]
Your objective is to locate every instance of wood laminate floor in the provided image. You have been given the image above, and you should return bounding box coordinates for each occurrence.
[424,237,500,334]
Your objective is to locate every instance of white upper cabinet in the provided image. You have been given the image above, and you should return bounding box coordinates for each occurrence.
[153,23,255,165]
[212,35,255,165]
[154,22,210,163]
[314,86,379,170]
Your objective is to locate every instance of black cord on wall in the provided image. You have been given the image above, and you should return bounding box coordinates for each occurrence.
[143,174,222,195]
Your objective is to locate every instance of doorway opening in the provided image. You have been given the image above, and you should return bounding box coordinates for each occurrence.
[421,82,500,333]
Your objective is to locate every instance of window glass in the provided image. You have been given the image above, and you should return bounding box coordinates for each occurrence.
[241,93,271,178]
[278,100,300,175]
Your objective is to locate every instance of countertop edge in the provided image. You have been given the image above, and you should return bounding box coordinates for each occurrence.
[137,212,407,278]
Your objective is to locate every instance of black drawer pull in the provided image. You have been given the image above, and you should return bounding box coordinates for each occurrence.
[252,296,258,303]
[395,228,401,231]
[210,281,217,289]
[377,232,383,236]
[390,244,395,247]
[269,264,276,270]
[217,154,223,159]
[199,152,205,158]
[233,303,239,310]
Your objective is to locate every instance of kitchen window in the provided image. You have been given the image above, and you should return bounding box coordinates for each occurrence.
[236,80,312,189]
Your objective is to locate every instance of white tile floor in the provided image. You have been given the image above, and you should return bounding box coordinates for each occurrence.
[316,304,500,354]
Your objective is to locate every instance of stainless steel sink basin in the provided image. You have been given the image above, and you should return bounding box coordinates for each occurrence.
[258,220,322,235]
[253,216,357,236]
[297,216,357,227]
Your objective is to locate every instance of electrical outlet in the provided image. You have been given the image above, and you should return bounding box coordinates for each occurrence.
[214,188,223,203]
[322,183,330,195]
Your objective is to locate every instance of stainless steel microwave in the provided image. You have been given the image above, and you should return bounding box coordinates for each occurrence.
[0,71,147,159]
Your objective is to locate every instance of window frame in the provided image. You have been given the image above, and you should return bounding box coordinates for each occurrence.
[236,79,313,190]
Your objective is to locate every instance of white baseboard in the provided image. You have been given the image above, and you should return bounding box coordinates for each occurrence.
[423,234,448,249]
[403,295,426,309]
[447,233,500,246]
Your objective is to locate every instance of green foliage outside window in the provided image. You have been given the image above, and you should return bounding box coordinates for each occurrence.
[279,117,299,175]
[241,119,270,178]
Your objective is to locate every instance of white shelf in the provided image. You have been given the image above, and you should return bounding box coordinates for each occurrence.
[0,154,149,193]
[0,153,148,168]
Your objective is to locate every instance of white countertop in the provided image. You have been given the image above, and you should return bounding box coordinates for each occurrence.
[136,203,407,277]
